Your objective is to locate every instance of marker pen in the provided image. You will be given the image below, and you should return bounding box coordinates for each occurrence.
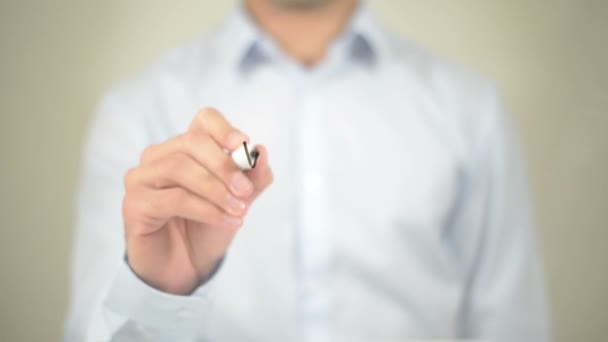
[231,141,259,171]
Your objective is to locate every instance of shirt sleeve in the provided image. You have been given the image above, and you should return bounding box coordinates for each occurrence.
[64,89,219,341]
[453,85,551,341]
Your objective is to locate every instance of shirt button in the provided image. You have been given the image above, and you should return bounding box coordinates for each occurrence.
[176,307,193,319]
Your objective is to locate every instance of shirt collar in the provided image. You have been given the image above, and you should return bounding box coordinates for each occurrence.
[218,1,389,74]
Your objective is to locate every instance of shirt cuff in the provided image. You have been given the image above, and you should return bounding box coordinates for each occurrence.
[104,257,220,336]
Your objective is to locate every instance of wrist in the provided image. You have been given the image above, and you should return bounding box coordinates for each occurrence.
[125,250,200,296]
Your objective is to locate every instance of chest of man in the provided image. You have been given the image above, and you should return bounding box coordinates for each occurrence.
[158,66,465,339]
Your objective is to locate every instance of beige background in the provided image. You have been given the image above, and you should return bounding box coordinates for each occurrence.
[1,0,606,340]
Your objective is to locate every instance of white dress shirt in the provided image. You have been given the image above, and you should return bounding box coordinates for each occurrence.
[65,3,549,341]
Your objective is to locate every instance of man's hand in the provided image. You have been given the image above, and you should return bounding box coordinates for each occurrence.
[122,108,273,295]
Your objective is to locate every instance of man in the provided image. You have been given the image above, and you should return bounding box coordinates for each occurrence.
[66,0,549,340]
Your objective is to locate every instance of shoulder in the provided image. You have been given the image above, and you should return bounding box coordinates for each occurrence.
[89,27,227,149]
[101,29,222,112]
[387,32,498,110]
[383,31,505,149]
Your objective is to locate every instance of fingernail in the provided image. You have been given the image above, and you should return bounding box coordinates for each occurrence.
[231,172,253,195]
[226,131,249,150]
[226,194,246,214]
[224,215,243,227]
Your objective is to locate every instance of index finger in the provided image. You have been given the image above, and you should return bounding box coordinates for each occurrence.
[189,107,249,152]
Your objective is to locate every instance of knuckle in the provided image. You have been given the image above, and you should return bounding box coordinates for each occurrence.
[122,192,146,219]
[124,167,139,188]
[197,107,219,126]
[198,137,228,172]
[121,194,134,215]
[152,158,167,176]
[178,132,195,152]
[150,161,169,189]
[179,132,206,156]
[166,153,188,171]
[141,194,160,217]
[140,144,157,164]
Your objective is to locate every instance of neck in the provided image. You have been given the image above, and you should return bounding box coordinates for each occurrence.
[245,0,358,66]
